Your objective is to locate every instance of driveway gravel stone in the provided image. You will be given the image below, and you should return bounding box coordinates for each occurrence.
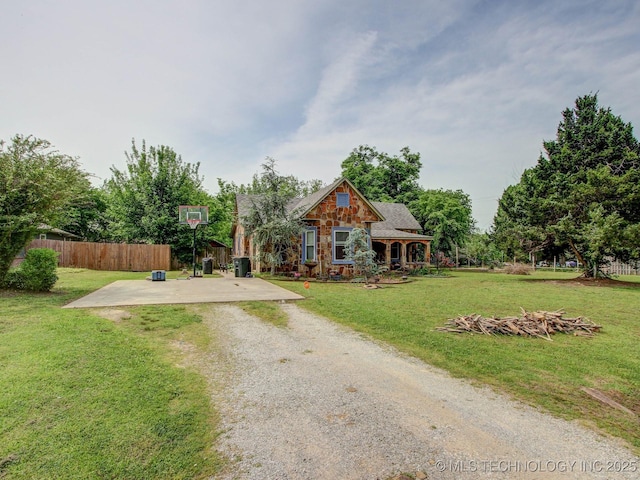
[206,303,639,480]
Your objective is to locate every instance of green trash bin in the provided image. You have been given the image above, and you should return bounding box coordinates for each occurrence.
[233,257,251,277]
[202,258,213,275]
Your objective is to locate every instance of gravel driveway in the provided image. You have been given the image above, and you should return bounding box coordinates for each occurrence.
[205,303,639,480]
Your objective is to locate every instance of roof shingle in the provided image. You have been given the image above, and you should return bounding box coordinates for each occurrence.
[235,181,432,241]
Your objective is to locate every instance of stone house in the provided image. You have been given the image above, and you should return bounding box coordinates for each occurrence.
[232,178,432,276]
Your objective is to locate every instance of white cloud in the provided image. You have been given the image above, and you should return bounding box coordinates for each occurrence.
[2,0,639,230]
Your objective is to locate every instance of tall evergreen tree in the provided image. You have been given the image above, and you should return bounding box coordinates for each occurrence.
[493,94,640,276]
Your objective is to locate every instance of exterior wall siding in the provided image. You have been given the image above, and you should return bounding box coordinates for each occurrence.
[303,182,381,276]
[234,179,430,276]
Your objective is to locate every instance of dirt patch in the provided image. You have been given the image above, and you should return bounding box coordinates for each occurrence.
[275,277,410,284]
[95,308,132,323]
[606,390,640,416]
[539,277,640,288]
[0,290,20,298]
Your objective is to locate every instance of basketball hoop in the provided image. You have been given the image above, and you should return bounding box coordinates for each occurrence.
[186,218,200,229]
[178,206,209,277]
[178,206,208,227]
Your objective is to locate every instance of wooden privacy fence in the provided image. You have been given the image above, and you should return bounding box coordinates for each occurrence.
[206,246,232,268]
[170,246,232,270]
[27,239,171,272]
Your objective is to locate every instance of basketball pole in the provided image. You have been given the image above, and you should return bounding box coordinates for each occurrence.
[192,224,198,278]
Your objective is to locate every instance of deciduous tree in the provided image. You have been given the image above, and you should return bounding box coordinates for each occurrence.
[340,145,422,203]
[56,187,110,242]
[104,139,222,264]
[0,135,89,282]
[241,159,305,274]
[237,171,324,197]
[462,232,501,267]
[410,189,474,259]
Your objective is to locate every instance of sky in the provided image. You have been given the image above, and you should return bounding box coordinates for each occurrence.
[2,0,639,231]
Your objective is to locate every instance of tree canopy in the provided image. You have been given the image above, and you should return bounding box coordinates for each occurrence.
[492,94,640,276]
[462,231,501,268]
[56,186,110,242]
[234,165,324,197]
[103,139,225,264]
[241,159,306,274]
[340,145,422,203]
[410,189,474,259]
[0,135,89,281]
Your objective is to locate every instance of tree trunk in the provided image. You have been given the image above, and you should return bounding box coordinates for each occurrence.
[569,239,605,278]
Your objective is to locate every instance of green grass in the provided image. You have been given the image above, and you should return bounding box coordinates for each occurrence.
[275,271,640,451]
[4,266,638,477]
[236,301,289,327]
[0,269,223,479]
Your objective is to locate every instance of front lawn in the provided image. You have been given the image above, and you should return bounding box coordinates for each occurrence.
[276,271,640,451]
[0,269,223,479]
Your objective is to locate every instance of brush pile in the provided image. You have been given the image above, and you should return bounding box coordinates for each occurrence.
[437,309,601,340]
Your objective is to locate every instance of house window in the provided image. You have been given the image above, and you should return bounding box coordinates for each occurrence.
[336,192,350,207]
[391,242,401,260]
[39,234,47,240]
[332,227,353,263]
[302,228,317,262]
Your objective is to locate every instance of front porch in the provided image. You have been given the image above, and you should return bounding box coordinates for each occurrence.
[372,238,431,271]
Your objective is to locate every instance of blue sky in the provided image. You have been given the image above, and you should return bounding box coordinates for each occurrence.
[2,0,639,230]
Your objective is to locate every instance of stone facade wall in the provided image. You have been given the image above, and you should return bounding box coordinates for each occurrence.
[235,181,433,276]
[303,181,381,276]
[233,224,257,268]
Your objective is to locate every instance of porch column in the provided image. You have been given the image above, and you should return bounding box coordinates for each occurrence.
[425,241,431,265]
[385,242,391,267]
[400,242,407,268]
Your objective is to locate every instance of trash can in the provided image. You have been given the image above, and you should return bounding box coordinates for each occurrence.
[233,257,251,277]
[202,257,213,274]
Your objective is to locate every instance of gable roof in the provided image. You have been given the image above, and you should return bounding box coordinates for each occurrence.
[38,224,81,239]
[369,203,432,240]
[371,202,422,231]
[233,179,432,241]
[235,178,385,221]
[294,177,384,220]
[288,179,340,215]
[235,193,261,220]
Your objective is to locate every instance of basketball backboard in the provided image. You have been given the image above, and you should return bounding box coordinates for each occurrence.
[179,205,209,229]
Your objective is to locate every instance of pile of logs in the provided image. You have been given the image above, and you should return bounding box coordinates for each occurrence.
[437,309,601,340]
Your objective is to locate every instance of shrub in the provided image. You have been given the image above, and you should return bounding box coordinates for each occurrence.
[432,252,456,268]
[503,263,532,275]
[12,248,59,291]
[409,266,431,276]
[3,269,27,289]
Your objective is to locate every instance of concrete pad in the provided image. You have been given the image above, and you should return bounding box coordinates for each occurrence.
[63,275,304,308]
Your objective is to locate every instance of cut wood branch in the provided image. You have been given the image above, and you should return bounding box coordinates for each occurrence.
[437,310,601,339]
